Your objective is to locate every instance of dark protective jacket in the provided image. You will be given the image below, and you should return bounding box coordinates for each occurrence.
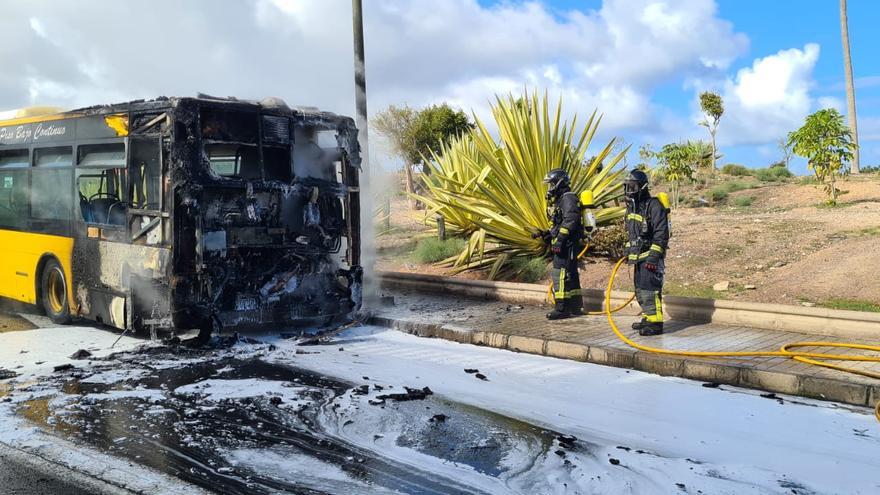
[625,192,669,265]
[550,190,583,251]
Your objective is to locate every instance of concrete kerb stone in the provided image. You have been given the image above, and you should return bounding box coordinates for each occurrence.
[633,353,685,377]
[507,336,547,355]
[799,376,869,405]
[739,368,801,396]
[472,331,509,349]
[587,346,636,369]
[545,341,589,362]
[682,360,744,386]
[436,324,477,344]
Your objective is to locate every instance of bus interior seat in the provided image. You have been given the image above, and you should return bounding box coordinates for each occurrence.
[82,196,125,225]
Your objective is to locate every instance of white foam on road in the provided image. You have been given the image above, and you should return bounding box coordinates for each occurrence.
[0,326,146,381]
[2,323,878,494]
[268,326,880,494]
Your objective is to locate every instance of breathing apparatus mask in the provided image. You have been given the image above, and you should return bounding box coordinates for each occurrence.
[544,168,570,203]
[623,169,649,202]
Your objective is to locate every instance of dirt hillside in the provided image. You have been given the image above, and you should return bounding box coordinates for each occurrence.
[376,175,880,308]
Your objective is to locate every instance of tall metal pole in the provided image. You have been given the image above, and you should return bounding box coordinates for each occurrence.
[840,0,859,174]
[352,0,378,306]
[352,0,370,177]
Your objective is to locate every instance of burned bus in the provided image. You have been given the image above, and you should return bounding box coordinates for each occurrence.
[0,96,362,337]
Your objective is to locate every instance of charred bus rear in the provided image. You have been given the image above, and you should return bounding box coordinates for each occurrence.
[0,97,362,336]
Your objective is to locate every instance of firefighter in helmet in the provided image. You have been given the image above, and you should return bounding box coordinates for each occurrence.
[542,169,584,320]
[623,169,670,335]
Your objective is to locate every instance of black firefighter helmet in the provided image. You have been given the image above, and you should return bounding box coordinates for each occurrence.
[623,169,649,200]
[543,168,570,199]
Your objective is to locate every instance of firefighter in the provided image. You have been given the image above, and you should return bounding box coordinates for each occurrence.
[624,169,669,336]
[542,169,584,320]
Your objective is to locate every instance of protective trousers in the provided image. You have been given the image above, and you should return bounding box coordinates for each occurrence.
[633,259,664,323]
[551,249,582,311]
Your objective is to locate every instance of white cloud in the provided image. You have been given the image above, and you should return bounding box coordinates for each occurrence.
[713,44,821,146]
[28,17,47,39]
[28,1,867,170]
[0,0,748,143]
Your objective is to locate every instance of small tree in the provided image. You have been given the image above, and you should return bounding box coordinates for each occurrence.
[373,104,473,209]
[686,140,720,187]
[407,104,473,173]
[787,108,857,205]
[655,142,696,208]
[699,91,724,171]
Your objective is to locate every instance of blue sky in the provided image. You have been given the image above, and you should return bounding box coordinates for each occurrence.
[716,0,879,171]
[1,0,876,175]
[475,0,878,173]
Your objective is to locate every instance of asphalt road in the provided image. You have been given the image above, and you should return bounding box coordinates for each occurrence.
[0,444,129,495]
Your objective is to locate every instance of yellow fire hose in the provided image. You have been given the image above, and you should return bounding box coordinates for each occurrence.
[599,257,880,423]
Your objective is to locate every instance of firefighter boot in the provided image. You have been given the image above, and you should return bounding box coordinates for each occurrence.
[631,318,648,330]
[547,301,572,320]
[638,322,664,336]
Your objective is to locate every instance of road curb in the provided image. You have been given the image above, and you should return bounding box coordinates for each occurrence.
[378,271,880,339]
[371,314,876,409]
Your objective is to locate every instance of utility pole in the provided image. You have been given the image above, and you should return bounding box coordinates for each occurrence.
[352,0,370,177]
[840,0,859,174]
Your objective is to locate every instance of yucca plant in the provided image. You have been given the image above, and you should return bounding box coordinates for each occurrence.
[418,136,485,236]
[413,91,627,279]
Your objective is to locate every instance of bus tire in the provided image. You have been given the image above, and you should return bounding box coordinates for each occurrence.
[40,259,71,325]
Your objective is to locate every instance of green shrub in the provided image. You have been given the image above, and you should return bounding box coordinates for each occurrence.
[708,180,757,204]
[414,238,466,263]
[720,164,751,176]
[755,167,793,182]
[709,185,728,202]
[508,257,549,283]
[733,195,754,207]
[726,180,754,192]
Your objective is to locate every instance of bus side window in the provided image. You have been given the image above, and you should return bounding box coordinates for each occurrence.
[0,149,29,229]
[76,143,126,226]
[128,138,164,245]
[32,146,73,223]
[129,138,161,210]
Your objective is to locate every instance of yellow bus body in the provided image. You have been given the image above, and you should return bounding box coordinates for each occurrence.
[0,229,74,309]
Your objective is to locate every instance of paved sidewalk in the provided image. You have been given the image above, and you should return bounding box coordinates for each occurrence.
[371,289,880,409]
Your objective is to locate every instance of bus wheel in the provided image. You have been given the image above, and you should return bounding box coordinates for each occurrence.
[41,259,71,324]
